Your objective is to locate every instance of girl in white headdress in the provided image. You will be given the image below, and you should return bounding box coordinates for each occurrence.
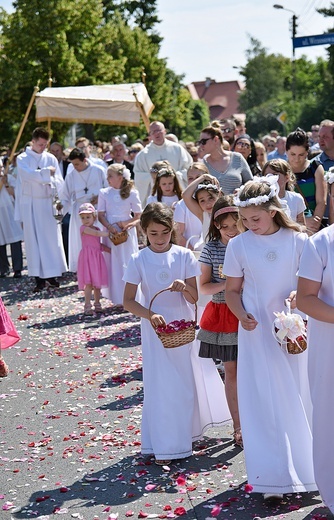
[224,176,316,502]
[98,164,142,306]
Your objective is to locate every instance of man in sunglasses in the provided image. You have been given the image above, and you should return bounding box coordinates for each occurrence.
[218,119,237,147]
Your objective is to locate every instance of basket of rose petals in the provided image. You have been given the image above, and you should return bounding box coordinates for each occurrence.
[272,300,307,355]
[149,287,197,348]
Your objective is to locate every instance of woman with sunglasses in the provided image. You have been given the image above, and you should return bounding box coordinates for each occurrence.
[232,134,261,176]
[198,126,252,194]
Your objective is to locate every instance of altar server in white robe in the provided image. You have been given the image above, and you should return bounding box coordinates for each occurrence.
[61,147,107,273]
[15,127,67,293]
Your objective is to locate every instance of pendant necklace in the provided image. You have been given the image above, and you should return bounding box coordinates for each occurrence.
[80,167,92,195]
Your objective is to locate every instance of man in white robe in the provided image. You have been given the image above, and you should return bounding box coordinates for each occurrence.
[61,147,107,272]
[134,121,193,205]
[15,127,67,292]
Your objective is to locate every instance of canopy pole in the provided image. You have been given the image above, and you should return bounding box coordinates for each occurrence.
[5,82,40,173]
[47,72,53,133]
[132,90,150,133]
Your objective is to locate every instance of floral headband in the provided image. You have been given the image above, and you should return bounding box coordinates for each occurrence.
[234,175,279,207]
[119,167,131,181]
[193,183,220,198]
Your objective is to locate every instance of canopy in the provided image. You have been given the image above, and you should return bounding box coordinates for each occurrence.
[35,82,154,128]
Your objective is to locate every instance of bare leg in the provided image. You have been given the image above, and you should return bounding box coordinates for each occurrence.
[84,285,93,315]
[93,288,103,312]
[224,360,242,447]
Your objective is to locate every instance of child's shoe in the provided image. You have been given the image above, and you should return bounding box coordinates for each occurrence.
[94,303,103,313]
[0,358,9,377]
[84,305,93,316]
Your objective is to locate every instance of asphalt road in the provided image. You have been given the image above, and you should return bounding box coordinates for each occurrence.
[0,269,332,520]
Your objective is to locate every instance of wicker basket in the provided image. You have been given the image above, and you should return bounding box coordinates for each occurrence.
[149,287,197,348]
[109,229,128,246]
[274,326,307,354]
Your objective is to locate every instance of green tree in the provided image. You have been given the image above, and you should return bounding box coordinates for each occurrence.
[239,36,328,137]
[102,0,161,44]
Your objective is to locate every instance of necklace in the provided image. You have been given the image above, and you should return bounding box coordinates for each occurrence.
[79,167,92,194]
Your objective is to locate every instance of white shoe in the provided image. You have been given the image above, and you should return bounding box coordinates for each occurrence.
[263,493,283,501]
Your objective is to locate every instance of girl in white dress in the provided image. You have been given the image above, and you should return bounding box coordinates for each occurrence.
[182,172,222,244]
[98,164,142,305]
[297,225,334,515]
[224,176,317,502]
[262,159,306,225]
[123,203,230,465]
[146,163,182,208]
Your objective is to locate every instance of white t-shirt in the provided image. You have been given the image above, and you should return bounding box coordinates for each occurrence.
[281,191,306,221]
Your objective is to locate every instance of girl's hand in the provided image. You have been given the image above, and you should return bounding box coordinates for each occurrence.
[170,279,186,292]
[240,312,258,331]
[90,195,98,206]
[150,313,166,328]
[286,291,297,309]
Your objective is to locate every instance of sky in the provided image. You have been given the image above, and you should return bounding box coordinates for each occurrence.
[156,0,334,84]
[1,0,333,85]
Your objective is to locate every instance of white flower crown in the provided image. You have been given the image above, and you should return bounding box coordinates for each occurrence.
[234,175,280,207]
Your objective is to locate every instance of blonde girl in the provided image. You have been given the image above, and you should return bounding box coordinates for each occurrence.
[262,159,306,225]
[224,177,316,501]
[98,164,142,305]
[146,163,182,207]
[77,203,110,315]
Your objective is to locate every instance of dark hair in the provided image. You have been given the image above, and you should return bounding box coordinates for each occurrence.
[140,202,176,245]
[262,159,296,191]
[32,127,50,141]
[200,125,223,143]
[286,127,309,151]
[68,147,86,161]
[237,180,301,232]
[151,164,182,201]
[208,196,238,241]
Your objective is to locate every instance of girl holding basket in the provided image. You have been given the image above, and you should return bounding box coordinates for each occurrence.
[123,203,230,465]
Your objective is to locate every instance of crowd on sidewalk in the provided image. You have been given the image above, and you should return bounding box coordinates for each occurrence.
[1,116,334,514]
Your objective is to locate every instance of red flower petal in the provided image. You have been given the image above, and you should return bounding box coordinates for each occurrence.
[174,507,186,516]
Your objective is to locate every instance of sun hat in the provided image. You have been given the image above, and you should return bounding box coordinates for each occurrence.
[78,202,96,214]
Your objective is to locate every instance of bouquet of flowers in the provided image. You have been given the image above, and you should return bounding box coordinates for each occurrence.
[272,301,307,355]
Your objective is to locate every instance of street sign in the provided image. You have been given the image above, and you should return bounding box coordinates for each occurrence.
[293,33,334,49]
[277,111,288,126]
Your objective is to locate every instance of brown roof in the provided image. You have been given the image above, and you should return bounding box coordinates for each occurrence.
[188,78,245,120]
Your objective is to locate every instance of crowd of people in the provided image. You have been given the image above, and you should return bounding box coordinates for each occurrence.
[1,116,334,513]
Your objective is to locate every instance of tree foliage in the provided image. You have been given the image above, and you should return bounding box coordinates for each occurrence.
[0,0,204,146]
[238,36,329,137]
[102,0,162,44]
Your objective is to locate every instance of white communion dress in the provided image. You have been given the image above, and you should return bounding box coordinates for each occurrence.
[224,227,317,495]
[299,225,334,513]
[123,244,230,460]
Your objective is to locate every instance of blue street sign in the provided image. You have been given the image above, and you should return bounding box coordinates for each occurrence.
[293,33,334,49]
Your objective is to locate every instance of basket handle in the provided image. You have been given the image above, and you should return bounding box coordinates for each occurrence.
[148,286,197,329]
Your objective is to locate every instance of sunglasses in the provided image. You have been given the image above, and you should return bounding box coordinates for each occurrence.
[236,142,250,149]
[197,137,212,146]
[221,127,233,133]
